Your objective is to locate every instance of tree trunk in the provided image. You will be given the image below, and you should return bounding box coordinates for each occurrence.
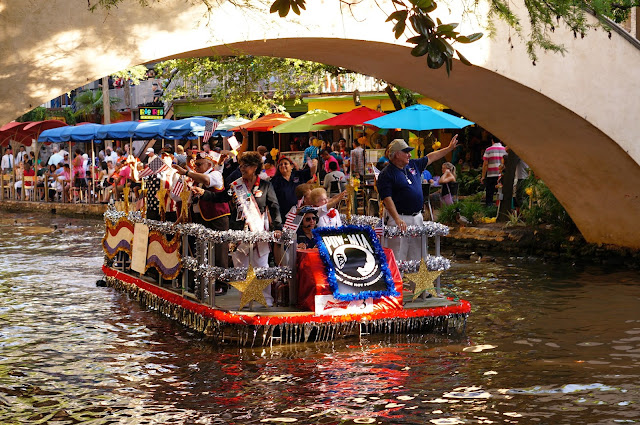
[384,84,404,111]
[498,149,520,221]
[102,76,111,125]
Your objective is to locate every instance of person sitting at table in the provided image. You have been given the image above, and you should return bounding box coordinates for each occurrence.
[323,161,346,198]
[296,206,318,249]
[308,187,342,228]
[439,162,457,205]
[422,168,435,185]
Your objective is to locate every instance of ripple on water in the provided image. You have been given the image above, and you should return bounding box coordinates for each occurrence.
[0,212,640,424]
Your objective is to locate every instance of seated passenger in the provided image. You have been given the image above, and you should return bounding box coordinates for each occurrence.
[323,161,346,198]
[296,206,318,249]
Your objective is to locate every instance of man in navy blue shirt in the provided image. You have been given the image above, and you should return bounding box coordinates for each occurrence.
[377,136,458,261]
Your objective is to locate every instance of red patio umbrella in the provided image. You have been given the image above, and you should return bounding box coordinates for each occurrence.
[19,120,68,146]
[0,122,32,147]
[313,106,386,127]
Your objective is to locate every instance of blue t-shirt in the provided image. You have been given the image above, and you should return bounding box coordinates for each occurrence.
[303,146,319,164]
[270,168,312,222]
[422,169,432,181]
[377,157,429,215]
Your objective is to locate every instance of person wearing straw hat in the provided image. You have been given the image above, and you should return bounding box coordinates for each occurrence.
[377,136,458,262]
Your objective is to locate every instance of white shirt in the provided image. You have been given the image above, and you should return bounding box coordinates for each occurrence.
[15,151,27,164]
[48,153,64,166]
[1,154,13,171]
[105,152,119,164]
[192,167,224,213]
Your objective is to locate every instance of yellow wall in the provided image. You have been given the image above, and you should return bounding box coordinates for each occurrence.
[305,96,446,113]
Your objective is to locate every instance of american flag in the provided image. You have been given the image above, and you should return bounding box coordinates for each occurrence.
[374,218,384,239]
[202,120,218,145]
[171,177,185,197]
[283,210,303,232]
[139,156,169,178]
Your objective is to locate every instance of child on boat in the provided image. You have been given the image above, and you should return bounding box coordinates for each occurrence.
[308,187,342,228]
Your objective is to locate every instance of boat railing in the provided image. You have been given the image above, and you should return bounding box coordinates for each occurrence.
[103,209,451,310]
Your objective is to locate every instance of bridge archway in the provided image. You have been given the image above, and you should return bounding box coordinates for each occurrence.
[1,0,639,247]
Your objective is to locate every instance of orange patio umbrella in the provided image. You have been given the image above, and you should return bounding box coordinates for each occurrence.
[232,113,292,132]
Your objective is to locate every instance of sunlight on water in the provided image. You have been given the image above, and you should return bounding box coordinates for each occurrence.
[0,211,639,424]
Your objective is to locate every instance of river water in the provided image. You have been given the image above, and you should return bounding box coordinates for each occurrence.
[0,211,638,424]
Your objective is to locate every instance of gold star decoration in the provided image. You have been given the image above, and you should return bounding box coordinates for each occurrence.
[227,264,273,310]
[122,185,130,214]
[179,187,191,222]
[404,259,443,301]
[156,185,167,220]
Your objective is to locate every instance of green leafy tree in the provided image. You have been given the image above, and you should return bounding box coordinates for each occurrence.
[111,65,149,85]
[155,56,328,116]
[17,106,77,125]
[74,90,121,123]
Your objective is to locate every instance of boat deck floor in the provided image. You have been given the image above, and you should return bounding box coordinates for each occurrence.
[143,276,457,317]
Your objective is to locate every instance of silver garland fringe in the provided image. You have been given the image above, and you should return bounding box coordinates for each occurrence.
[181,256,292,281]
[397,256,451,273]
[104,207,294,245]
[104,275,468,346]
[341,214,450,238]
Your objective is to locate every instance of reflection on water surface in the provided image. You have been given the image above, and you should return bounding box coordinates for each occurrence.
[0,212,638,424]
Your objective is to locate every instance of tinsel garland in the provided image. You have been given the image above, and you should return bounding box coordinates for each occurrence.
[104,207,293,245]
[341,214,450,238]
[397,256,451,274]
[103,265,470,327]
[313,225,400,302]
[106,271,469,345]
[181,256,292,281]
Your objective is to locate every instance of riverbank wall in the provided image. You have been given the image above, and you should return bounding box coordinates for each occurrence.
[445,225,640,268]
[0,200,106,219]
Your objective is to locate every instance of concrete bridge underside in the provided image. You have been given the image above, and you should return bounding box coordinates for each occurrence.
[1,0,639,248]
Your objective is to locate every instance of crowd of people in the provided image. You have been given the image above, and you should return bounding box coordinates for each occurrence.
[2,126,522,304]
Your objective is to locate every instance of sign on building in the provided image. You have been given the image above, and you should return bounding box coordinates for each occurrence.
[139,107,164,120]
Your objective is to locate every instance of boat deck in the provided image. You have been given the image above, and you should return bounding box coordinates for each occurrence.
[133,274,458,316]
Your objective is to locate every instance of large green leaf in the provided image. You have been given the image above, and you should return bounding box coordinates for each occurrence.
[387,9,408,22]
[456,33,483,43]
[409,13,435,34]
[411,38,430,57]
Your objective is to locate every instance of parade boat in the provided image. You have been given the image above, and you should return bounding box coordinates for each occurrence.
[101,207,470,346]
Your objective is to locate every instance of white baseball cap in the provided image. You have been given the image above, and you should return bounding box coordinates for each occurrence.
[145,148,154,154]
[388,139,414,155]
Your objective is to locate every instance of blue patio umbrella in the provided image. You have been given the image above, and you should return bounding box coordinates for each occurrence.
[39,126,67,143]
[364,104,474,131]
[96,121,141,140]
[60,124,102,142]
[128,119,172,140]
[167,117,233,139]
[164,117,211,140]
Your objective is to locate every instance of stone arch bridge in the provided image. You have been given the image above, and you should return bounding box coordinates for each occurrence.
[1,0,639,248]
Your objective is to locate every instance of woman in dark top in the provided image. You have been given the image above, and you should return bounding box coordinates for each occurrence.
[296,206,318,249]
[270,156,317,223]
